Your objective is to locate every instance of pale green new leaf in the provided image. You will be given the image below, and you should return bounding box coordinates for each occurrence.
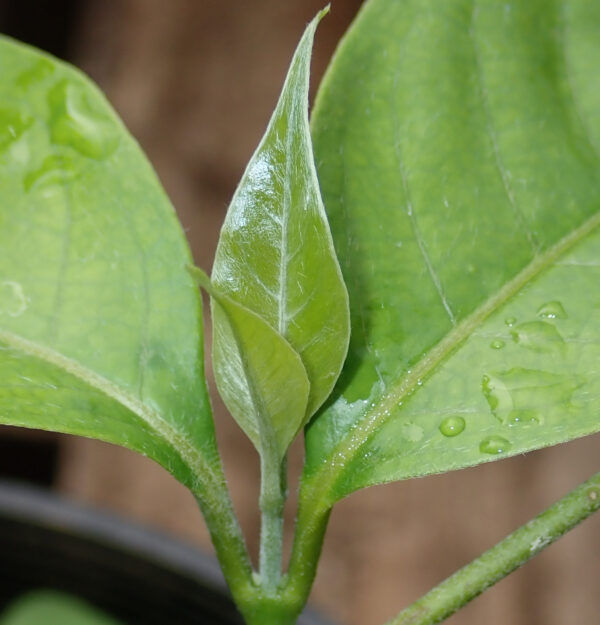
[211,7,350,446]
[0,37,217,493]
[306,0,600,503]
[189,266,310,461]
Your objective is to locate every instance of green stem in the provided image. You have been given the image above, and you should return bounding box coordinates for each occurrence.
[280,479,332,612]
[259,452,287,590]
[386,471,600,625]
[192,458,257,617]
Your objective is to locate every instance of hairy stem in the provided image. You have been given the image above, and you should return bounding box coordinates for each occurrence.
[386,471,600,625]
[281,479,332,613]
[193,457,256,616]
[259,452,287,590]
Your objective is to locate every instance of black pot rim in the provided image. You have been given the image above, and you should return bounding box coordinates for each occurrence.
[0,479,334,625]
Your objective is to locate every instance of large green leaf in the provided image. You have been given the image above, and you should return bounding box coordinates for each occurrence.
[306,0,600,503]
[211,8,350,442]
[0,37,217,492]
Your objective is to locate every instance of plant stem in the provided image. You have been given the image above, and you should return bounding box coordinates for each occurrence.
[281,479,332,611]
[385,471,600,625]
[192,459,256,612]
[259,452,287,590]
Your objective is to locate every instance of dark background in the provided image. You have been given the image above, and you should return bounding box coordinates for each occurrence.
[0,2,599,624]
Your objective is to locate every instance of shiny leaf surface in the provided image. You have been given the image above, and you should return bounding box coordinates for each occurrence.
[211,289,310,461]
[211,8,350,447]
[306,0,600,502]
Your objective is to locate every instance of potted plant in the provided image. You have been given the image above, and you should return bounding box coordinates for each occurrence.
[0,1,599,624]
[0,479,328,625]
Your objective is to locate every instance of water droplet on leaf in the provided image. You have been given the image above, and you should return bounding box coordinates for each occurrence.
[439,416,466,437]
[510,320,565,354]
[537,301,568,320]
[504,316,517,327]
[47,80,119,159]
[24,154,81,192]
[490,339,505,350]
[16,59,55,88]
[482,368,583,426]
[0,281,28,317]
[479,435,511,455]
[0,107,33,153]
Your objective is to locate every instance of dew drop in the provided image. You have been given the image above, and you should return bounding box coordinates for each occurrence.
[504,316,517,327]
[505,411,540,426]
[0,107,33,153]
[24,154,81,193]
[510,320,565,354]
[479,435,511,455]
[16,59,55,88]
[439,416,466,437]
[0,281,28,317]
[537,301,568,320]
[47,80,119,159]
[401,422,424,443]
[490,339,505,350]
[482,367,583,427]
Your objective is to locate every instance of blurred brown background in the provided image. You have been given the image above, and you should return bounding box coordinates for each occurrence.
[0,2,599,624]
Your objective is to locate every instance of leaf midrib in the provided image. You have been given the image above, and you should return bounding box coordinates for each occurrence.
[278,97,294,337]
[0,327,215,487]
[309,207,600,506]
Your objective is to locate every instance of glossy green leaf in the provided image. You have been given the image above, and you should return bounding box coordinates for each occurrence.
[306,0,600,503]
[211,7,350,442]
[0,591,121,625]
[0,37,217,493]
[212,299,310,459]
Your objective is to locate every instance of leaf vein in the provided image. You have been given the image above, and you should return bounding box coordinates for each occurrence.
[278,109,295,337]
[470,1,539,255]
[0,327,218,490]
[390,61,456,327]
[556,0,600,161]
[46,153,74,344]
[312,207,600,505]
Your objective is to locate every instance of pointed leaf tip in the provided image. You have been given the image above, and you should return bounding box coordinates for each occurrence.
[210,8,350,462]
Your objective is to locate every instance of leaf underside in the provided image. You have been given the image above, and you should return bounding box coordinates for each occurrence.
[307,0,600,503]
[0,37,216,489]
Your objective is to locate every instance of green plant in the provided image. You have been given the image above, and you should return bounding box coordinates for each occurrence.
[1,1,599,624]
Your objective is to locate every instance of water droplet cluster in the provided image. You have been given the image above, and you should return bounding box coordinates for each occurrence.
[1,59,120,195]
[479,300,574,455]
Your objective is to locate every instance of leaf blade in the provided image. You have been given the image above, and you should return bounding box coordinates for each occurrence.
[0,36,216,490]
[305,0,600,502]
[211,8,350,424]
[211,293,310,461]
